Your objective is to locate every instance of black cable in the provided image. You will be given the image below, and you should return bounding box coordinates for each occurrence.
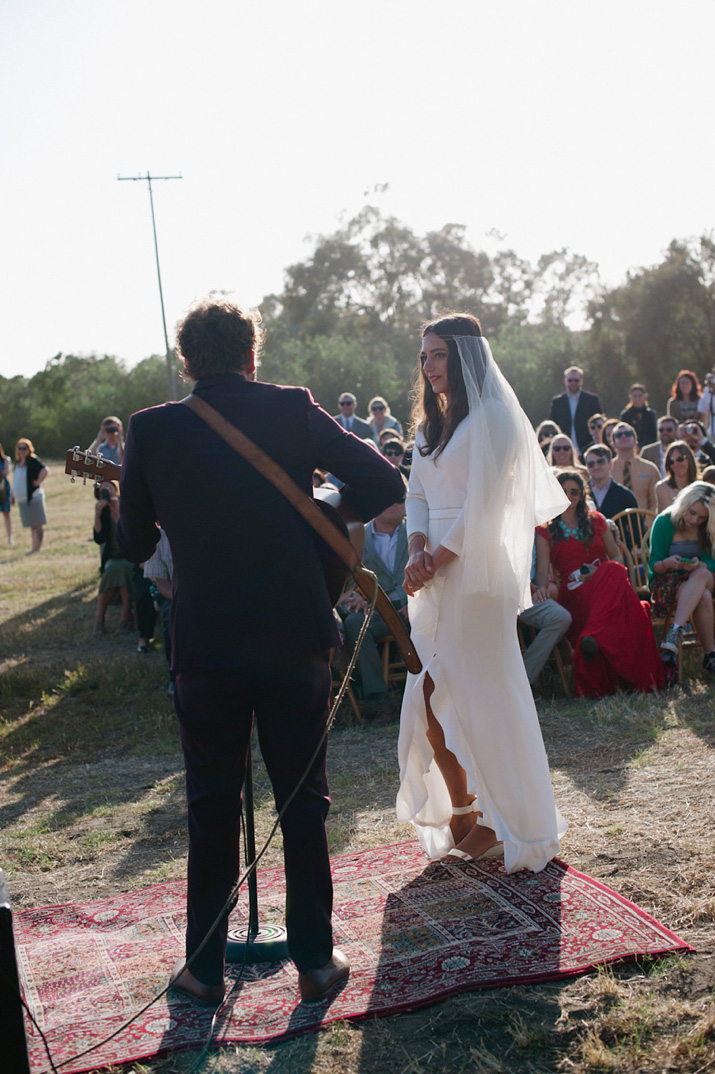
[30,570,381,1074]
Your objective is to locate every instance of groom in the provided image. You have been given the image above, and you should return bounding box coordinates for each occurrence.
[118,298,404,1006]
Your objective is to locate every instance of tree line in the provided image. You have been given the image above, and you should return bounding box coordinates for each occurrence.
[2,208,714,458]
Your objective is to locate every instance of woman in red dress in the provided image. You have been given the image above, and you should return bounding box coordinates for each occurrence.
[535,471,664,698]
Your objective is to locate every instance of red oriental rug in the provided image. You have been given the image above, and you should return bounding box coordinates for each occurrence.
[16,842,692,1074]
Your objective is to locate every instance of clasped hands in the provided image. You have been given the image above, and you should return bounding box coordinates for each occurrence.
[403,543,456,596]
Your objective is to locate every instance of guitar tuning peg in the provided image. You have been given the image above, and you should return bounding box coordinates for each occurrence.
[82,474,88,485]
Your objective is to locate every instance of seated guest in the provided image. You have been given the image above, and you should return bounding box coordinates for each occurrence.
[679,420,715,468]
[333,392,373,439]
[546,434,586,475]
[601,418,619,456]
[367,396,403,443]
[535,471,663,698]
[518,548,572,687]
[610,422,660,512]
[382,437,410,477]
[585,444,638,519]
[535,420,562,457]
[666,370,702,425]
[339,498,408,725]
[649,482,715,675]
[93,480,135,635]
[585,413,607,448]
[655,441,699,512]
[640,416,679,476]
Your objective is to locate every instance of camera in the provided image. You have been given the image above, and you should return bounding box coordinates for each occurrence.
[566,560,600,590]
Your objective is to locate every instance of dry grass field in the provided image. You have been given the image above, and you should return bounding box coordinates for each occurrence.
[1,466,714,1073]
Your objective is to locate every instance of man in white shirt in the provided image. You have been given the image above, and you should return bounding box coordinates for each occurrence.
[332,393,373,439]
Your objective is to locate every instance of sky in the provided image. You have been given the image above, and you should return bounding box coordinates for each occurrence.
[1,0,713,381]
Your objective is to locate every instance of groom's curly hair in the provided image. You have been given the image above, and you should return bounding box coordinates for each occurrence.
[177,298,263,380]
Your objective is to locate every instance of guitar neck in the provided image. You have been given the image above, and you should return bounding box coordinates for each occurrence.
[65,447,122,485]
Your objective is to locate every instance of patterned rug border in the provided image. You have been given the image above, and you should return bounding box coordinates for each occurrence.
[16,843,694,1073]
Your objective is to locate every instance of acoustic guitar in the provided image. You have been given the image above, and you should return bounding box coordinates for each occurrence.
[65,447,421,674]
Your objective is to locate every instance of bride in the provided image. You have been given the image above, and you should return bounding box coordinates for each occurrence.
[396,313,568,872]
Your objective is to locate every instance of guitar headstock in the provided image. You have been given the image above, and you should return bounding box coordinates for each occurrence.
[65,447,122,486]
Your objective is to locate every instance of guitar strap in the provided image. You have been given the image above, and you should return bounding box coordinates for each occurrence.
[182,394,421,674]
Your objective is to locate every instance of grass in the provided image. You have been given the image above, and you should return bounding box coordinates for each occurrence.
[1,465,714,1073]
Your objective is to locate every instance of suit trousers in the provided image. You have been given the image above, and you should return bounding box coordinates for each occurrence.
[518,600,572,685]
[174,652,333,985]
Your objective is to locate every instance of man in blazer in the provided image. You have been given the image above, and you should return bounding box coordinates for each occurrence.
[549,366,602,456]
[640,416,678,476]
[118,298,404,1008]
[333,392,373,439]
[585,444,638,518]
[340,498,408,724]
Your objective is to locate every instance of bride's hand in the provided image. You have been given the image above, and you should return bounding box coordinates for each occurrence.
[404,549,434,596]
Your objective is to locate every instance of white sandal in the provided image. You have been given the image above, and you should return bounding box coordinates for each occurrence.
[451,801,479,816]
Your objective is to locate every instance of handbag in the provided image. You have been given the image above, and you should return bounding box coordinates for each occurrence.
[182,394,421,674]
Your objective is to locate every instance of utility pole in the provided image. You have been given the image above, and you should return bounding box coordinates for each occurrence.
[118,171,182,399]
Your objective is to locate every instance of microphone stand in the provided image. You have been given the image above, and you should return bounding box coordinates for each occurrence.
[226,742,289,964]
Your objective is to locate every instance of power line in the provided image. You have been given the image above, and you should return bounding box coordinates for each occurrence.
[118,171,182,399]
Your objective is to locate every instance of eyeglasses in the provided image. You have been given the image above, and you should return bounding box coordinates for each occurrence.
[613,431,634,440]
[552,445,572,452]
[339,400,353,406]
[371,404,385,411]
[384,449,403,457]
[586,457,608,467]
[566,378,581,384]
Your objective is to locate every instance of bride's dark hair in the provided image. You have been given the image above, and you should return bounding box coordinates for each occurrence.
[411,311,481,457]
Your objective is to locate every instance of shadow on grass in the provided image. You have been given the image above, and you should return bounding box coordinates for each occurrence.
[0,578,98,660]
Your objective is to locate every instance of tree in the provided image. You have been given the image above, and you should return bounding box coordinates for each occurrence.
[587,237,715,416]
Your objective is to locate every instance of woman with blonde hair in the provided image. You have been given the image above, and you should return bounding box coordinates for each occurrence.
[649,481,715,674]
[367,395,402,443]
[397,312,567,872]
[655,441,699,512]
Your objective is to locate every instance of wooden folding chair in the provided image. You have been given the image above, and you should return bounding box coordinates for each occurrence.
[516,624,571,695]
[378,634,409,691]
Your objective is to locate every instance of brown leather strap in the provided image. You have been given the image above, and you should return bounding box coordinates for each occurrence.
[182,393,422,674]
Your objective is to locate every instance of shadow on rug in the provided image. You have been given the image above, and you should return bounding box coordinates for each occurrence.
[16,841,693,1074]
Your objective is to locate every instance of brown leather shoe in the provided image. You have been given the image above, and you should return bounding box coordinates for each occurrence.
[298,949,350,1004]
[169,958,225,1008]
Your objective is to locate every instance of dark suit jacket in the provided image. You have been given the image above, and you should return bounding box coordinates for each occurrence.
[118,375,405,673]
[332,413,373,440]
[549,390,602,450]
[591,480,638,519]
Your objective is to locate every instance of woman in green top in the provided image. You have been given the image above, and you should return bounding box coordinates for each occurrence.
[649,482,715,673]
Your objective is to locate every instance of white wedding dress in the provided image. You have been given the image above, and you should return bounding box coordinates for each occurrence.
[396,417,567,873]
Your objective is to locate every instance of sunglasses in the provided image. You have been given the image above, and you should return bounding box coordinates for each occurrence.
[586,457,608,467]
[384,449,403,457]
[371,404,385,411]
[104,426,119,434]
[669,455,687,463]
[17,445,29,451]
[566,378,581,383]
[339,400,353,406]
[613,431,634,440]
[589,421,604,429]
[552,444,572,452]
